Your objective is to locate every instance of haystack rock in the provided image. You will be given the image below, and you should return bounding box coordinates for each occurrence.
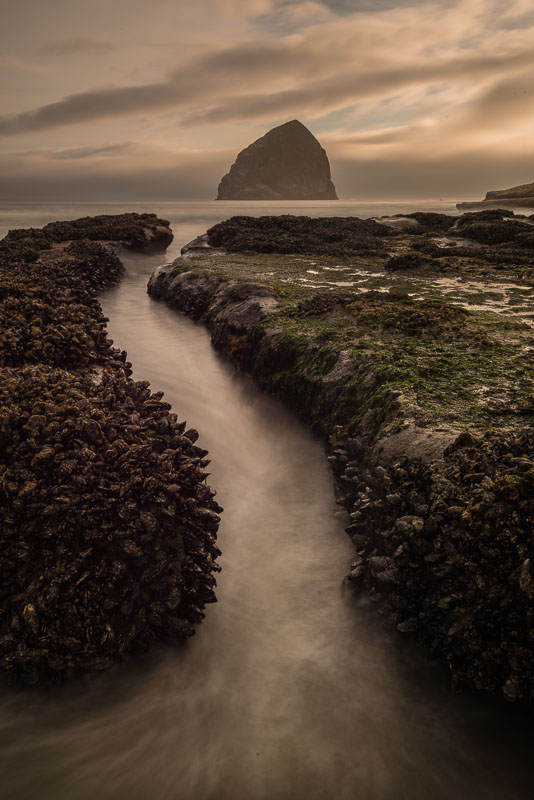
[216,120,338,201]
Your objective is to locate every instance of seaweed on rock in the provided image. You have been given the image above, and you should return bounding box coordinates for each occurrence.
[149,214,534,702]
[207,215,394,256]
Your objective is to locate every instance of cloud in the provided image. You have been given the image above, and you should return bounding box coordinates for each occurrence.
[330,146,534,200]
[50,142,133,159]
[2,0,534,200]
[2,9,533,136]
[40,36,115,55]
[0,83,183,135]
[0,144,231,201]
[0,55,50,75]
[2,134,534,202]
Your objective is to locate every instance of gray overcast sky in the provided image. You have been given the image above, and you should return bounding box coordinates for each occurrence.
[1,0,534,200]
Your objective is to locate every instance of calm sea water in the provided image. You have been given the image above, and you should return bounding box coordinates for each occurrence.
[1,200,534,800]
[0,199,461,260]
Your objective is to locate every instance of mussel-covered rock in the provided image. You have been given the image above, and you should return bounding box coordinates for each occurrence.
[0,366,221,683]
[0,244,122,369]
[333,429,534,701]
[207,215,394,257]
[151,212,534,703]
[0,214,221,684]
[384,251,430,271]
[0,213,173,270]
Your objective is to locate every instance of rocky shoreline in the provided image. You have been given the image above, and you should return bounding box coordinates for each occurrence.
[457,200,534,211]
[149,210,534,703]
[458,181,534,212]
[0,213,221,685]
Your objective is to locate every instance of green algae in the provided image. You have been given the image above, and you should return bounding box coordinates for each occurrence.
[160,250,534,440]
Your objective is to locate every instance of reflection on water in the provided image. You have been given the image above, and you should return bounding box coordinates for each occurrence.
[1,250,533,800]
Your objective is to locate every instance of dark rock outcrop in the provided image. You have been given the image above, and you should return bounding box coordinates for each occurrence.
[0,214,221,685]
[457,181,534,211]
[216,120,338,201]
[207,215,391,256]
[149,218,534,702]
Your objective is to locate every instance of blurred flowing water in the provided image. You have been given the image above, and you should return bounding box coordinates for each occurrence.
[1,202,534,799]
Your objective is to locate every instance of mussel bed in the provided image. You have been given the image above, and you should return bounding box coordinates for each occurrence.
[330,430,534,701]
[0,215,221,684]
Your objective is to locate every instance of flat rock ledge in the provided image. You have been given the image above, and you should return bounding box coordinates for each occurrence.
[0,213,221,685]
[149,211,534,704]
[458,181,534,212]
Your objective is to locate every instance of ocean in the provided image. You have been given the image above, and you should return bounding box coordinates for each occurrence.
[0,198,460,256]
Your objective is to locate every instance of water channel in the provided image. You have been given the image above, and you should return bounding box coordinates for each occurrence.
[1,233,533,800]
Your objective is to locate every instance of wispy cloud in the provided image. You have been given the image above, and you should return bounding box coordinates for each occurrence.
[2,0,534,198]
[50,142,132,159]
[41,36,115,55]
[1,0,533,138]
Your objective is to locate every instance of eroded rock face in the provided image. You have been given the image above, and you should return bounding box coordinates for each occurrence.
[458,181,534,210]
[485,182,534,206]
[216,120,338,201]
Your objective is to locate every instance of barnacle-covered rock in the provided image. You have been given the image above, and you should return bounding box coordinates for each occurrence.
[0,213,220,684]
[0,244,122,369]
[207,215,394,257]
[333,430,534,700]
[0,368,220,683]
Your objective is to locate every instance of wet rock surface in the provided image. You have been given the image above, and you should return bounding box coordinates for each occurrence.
[330,429,534,700]
[0,214,221,684]
[149,209,534,702]
[207,215,392,256]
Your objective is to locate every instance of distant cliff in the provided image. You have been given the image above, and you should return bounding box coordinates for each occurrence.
[216,120,338,201]
[457,180,534,210]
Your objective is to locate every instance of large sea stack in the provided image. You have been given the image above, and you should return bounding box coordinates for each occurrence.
[216,120,338,201]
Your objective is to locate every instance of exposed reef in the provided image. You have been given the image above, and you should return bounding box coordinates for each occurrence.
[0,213,221,685]
[149,210,534,703]
[208,215,391,255]
[216,120,338,201]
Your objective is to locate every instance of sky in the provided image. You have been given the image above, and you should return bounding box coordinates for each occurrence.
[1,0,534,201]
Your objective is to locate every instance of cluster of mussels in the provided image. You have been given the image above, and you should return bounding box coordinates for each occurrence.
[0,215,222,684]
[0,244,125,370]
[207,215,394,256]
[329,430,534,701]
[0,212,173,268]
[403,209,534,271]
[207,210,534,273]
